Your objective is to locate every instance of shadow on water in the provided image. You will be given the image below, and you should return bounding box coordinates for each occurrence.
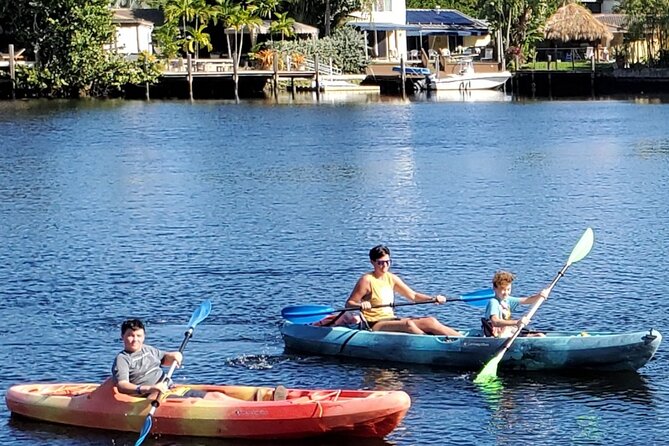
[8,415,397,446]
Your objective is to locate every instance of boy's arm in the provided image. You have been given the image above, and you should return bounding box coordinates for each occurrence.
[161,351,183,368]
[519,288,550,305]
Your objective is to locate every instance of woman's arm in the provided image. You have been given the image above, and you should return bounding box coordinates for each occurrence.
[346,275,372,310]
[393,274,440,303]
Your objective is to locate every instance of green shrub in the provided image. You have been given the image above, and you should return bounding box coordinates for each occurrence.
[262,26,368,74]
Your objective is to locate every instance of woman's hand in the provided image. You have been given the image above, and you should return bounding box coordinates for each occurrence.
[434,295,447,304]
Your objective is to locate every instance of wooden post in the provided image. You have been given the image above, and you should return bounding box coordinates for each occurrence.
[233,51,239,100]
[187,53,193,100]
[9,44,16,99]
[272,50,279,96]
[400,56,406,97]
[571,49,575,71]
[314,53,320,96]
[143,57,150,101]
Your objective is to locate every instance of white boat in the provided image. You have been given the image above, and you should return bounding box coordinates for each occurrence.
[428,58,512,91]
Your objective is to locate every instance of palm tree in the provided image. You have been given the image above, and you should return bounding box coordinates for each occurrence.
[254,0,280,19]
[270,12,296,41]
[184,23,213,54]
[225,4,263,71]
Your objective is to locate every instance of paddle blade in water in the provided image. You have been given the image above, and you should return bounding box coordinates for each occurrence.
[474,352,504,383]
[134,414,153,446]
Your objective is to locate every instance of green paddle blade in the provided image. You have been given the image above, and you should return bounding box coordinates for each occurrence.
[473,352,503,383]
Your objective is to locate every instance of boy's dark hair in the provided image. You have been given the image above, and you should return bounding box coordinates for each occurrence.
[121,319,145,335]
[369,245,391,261]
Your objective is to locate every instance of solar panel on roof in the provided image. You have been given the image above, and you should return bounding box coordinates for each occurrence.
[406,10,473,26]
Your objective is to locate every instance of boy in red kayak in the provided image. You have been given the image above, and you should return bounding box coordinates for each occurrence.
[112,319,183,396]
[111,319,287,401]
[482,270,549,338]
[346,245,460,336]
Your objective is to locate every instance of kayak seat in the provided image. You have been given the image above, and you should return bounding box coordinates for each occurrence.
[481,318,494,337]
[289,390,341,404]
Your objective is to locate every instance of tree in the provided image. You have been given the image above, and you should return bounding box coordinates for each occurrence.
[406,0,480,17]
[285,0,360,36]
[0,0,145,97]
[270,11,296,41]
[477,0,560,63]
[618,0,669,66]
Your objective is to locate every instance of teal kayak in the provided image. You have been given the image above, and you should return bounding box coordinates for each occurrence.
[280,322,661,372]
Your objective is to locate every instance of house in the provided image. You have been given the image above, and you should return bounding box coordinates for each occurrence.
[110,9,161,55]
[347,2,495,63]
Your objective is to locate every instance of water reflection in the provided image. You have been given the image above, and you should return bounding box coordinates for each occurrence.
[477,371,654,413]
[361,368,406,391]
[8,415,397,446]
[421,89,512,102]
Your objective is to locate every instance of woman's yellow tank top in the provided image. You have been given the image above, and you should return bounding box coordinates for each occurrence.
[363,273,395,322]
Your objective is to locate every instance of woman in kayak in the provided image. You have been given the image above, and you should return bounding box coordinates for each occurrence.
[346,245,460,336]
[482,270,548,338]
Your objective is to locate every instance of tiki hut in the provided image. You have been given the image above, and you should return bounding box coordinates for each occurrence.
[544,2,613,61]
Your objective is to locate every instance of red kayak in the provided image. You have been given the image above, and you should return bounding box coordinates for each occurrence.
[6,378,411,439]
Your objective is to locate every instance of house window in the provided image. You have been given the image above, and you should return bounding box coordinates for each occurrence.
[373,0,393,12]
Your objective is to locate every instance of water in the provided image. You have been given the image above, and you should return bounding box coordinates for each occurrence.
[1,94,668,446]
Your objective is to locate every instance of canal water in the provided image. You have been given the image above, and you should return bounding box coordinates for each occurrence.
[1,93,668,445]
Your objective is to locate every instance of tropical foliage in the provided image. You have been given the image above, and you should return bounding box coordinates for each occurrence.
[0,0,159,97]
[617,0,669,66]
[477,0,561,64]
[406,0,479,17]
[284,0,361,36]
[264,25,367,73]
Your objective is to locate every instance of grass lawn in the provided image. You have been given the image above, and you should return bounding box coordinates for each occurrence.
[518,60,616,72]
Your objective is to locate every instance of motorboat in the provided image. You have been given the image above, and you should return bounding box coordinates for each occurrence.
[428,58,512,91]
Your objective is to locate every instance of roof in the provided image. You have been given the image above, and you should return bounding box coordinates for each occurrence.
[406,9,489,36]
[544,3,613,42]
[594,13,628,32]
[112,8,163,26]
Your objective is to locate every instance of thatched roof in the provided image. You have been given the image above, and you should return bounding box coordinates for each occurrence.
[544,3,613,42]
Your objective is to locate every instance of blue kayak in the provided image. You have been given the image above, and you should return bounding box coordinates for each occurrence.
[280,322,661,372]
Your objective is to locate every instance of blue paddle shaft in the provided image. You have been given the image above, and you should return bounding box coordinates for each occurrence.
[134,300,212,446]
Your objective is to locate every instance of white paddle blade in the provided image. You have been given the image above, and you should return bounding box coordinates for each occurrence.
[567,227,594,266]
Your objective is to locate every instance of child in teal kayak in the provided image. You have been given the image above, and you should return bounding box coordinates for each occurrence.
[346,245,460,336]
[482,270,549,338]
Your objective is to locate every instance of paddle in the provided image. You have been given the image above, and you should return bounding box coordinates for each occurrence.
[281,288,496,324]
[474,227,594,383]
[134,300,212,446]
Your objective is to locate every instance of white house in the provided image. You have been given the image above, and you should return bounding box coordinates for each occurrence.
[348,2,494,62]
[110,9,157,55]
